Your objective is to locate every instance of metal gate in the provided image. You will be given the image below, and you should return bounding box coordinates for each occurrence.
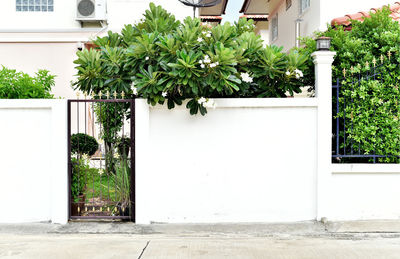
[68,97,135,221]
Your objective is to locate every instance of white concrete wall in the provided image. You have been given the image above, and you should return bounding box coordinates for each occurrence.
[135,98,318,224]
[328,165,400,221]
[0,100,68,224]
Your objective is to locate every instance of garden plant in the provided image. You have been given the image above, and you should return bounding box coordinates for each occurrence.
[298,7,400,162]
[0,66,55,99]
[73,3,308,116]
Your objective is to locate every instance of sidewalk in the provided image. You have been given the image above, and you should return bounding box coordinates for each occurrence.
[1,221,400,258]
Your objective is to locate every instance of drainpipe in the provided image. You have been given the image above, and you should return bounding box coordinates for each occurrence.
[295,19,303,48]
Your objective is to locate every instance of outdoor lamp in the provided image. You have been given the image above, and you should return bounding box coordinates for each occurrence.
[316,37,331,51]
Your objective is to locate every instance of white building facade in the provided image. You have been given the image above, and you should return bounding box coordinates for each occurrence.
[241,0,392,51]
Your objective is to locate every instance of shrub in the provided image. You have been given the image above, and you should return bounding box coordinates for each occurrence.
[73,3,308,115]
[298,7,400,162]
[71,157,87,201]
[0,66,55,99]
[71,133,99,156]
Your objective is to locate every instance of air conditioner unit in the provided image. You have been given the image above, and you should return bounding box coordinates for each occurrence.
[76,0,107,22]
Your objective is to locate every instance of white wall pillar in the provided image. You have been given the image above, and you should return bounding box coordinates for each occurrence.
[50,100,69,224]
[312,51,336,220]
[134,99,151,224]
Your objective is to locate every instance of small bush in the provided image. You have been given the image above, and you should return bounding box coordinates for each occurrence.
[0,66,55,99]
[71,157,87,201]
[71,133,99,156]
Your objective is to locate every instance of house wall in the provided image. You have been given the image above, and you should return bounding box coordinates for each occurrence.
[135,99,318,224]
[255,21,269,44]
[0,100,68,224]
[0,0,192,32]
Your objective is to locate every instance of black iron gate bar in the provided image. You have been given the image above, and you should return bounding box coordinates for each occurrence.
[67,98,135,221]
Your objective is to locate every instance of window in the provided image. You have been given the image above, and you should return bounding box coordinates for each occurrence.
[271,15,278,41]
[286,0,292,10]
[300,0,310,14]
[16,0,54,12]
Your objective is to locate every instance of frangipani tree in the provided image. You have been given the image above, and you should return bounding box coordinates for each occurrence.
[73,3,308,115]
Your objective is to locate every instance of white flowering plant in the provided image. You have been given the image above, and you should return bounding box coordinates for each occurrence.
[73,3,308,115]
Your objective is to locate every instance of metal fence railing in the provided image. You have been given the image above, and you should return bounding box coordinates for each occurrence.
[332,53,400,163]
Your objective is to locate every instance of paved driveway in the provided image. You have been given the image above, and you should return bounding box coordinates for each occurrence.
[1,222,400,259]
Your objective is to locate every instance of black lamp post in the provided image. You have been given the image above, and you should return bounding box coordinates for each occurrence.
[316,37,331,51]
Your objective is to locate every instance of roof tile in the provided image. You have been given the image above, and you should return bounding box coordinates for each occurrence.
[332,2,400,28]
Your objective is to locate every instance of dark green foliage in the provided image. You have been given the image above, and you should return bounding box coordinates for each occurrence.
[73,3,308,115]
[0,66,55,99]
[71,133,99,156]
[116,137,131,157]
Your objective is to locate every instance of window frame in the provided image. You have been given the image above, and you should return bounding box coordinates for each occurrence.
[271,14,278,42]
[300,0,310,15]
[286,0,292,11]
[16,0,54,12]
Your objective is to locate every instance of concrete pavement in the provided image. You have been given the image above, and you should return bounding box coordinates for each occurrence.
[1,221,400,258]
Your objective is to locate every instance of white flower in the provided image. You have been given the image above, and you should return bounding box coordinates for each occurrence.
[197,37,203,42]
[114,152,120,159]
[206,33,211,38]
[198,97,216,109]
[240,72,253,83]
[198,97,206,104]
[215,62,219,65]
[145,56,149,61]
[200,64,205,68]
[131,81,137,95]
[210,63,216,68]
[98,169,104,175]
[285,71,291,76]
[81,154,89,161]
[294,69,304,78]
[162,92,168,97]
[199,60,203,64]
[203,55,211,64]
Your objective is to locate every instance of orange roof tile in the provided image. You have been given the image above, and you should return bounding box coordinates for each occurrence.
[331,2,400,28]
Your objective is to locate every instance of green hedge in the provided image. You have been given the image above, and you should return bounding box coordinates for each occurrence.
[0,66,55,99]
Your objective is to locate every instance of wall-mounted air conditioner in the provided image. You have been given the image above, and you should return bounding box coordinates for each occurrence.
[76,0,107,22]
